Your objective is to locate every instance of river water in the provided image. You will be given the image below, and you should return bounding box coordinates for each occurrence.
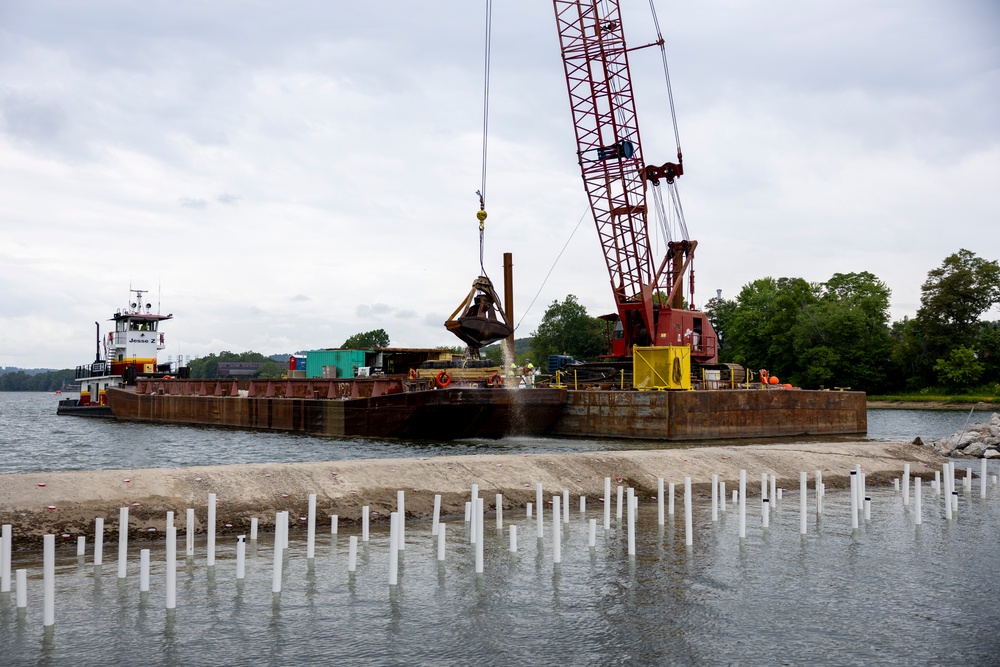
[0,392,992,475]
[1,392,999,665]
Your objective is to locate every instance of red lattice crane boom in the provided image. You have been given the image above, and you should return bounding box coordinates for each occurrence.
[552,0,718,364]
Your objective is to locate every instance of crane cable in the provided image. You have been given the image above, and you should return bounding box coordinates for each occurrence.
[476,0,494,277]
[647,0,689,243]
[514,205,590,332]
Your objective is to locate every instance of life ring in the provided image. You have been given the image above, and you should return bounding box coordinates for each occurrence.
[487,372,504,388]
[408,368,418,380]
[759,369,770,386]
[435,370,451,388]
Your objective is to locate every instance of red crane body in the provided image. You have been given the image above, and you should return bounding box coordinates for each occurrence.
[552,0,718,364]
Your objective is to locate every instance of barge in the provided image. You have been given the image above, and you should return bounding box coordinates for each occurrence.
[105,376,866,441]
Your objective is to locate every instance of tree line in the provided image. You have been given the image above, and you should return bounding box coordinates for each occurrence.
[524,249,999,393]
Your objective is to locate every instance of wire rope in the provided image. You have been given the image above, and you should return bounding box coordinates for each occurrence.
[477,0,493,277]
[514,205,590,332]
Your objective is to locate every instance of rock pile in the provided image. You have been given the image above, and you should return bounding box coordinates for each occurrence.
[923,412,1000,459]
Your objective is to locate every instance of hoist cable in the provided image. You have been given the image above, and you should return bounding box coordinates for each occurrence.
[648,0,682,154]
[478,0,493,276]
[514,205,589,332]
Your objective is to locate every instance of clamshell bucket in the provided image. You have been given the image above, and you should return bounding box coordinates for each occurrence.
[445,276,513,351]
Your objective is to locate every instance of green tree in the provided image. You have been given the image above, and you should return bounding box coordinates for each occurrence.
[529,295,605,363]
[895,250,1000,386]
[341,328,390,349]
[933,345,984,389]
[791,272,893,390]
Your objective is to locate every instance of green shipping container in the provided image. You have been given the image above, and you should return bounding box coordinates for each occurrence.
[304,349,371,379]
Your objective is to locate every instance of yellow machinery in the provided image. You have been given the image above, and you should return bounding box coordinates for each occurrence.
[633,346,691,390]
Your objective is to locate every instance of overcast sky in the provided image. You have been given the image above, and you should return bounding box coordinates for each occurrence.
[2,0,998,370]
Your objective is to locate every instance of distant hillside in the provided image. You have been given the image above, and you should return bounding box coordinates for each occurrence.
[1,366,61,376]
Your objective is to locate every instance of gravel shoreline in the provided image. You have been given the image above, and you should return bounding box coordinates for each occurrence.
[0,442,944,548]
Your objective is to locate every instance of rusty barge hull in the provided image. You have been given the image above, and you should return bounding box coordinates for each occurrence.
[551,389,866,440]
[107,382,567,439]
[105,378,865,441]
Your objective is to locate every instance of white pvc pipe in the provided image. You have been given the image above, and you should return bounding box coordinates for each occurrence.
[476,498,484,574]
[510,524,518,553]
[77,536,85,557]
[43,534,55,627]
[777,488,783,501]
[251,516,258,541]
[397,490,405,551]
[738,470,746,539]
[981,459,988,498]
[432,494,441,536]
[580,496,586,513]
[165,526,177,609]
[965,468,972,492]
[616,486,624,520]
[627,488,635,556]
[470,484,478,544]
[815,470,823,513]
[914,479,922,526]
[603,477,611,530]
[720,482,727,512]
[657,478,665,525]
[497,493,504,531]
[850,471,859,530]
[307,493,316,559]
[16,568,27,608]
[893,478,899,492]
[536,483,544,539]
[668,482,675,516]
[711,474,718,522]
[526,502,532,518]
[860,472,866,508]
[94,517,104,566]
[348,536,358,571]
[903,463,910,506]
[235,535,246,579]
[588,519,597,548]
[437,523,446,562]
[1,524,11,593]
[761,472,768,502]
[799,472,807,535]
[271,513,283,594]
[733,489,739,506]
[186,509,196,555]
[934,470,941,495]
[140,549,150,592]
[331,515,339,534]
[207,493,216,567]
[762,497,770,529]
[770,475,777,505]
[388,512,399,586]
[465,502,472,523]
[362,506,370,542]
[560,489,568,524]
[553,496,562,564]
[945,468,953,521]
[684,477,693,547]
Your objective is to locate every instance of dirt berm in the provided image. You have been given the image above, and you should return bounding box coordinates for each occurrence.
[0,442,943,547]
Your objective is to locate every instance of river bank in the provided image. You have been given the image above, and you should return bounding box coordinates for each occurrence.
[0,441,944,547]
[868,400,1000,411]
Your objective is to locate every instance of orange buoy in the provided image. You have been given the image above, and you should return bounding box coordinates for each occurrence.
[769,376,780,385]
[436,370,452,388]
[487,372,504,388]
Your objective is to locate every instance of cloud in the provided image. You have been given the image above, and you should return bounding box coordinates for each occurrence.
[178,197,208,209]
[1,0,997,368]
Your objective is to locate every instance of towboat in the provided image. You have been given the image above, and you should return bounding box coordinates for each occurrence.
[57,288,185,417]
